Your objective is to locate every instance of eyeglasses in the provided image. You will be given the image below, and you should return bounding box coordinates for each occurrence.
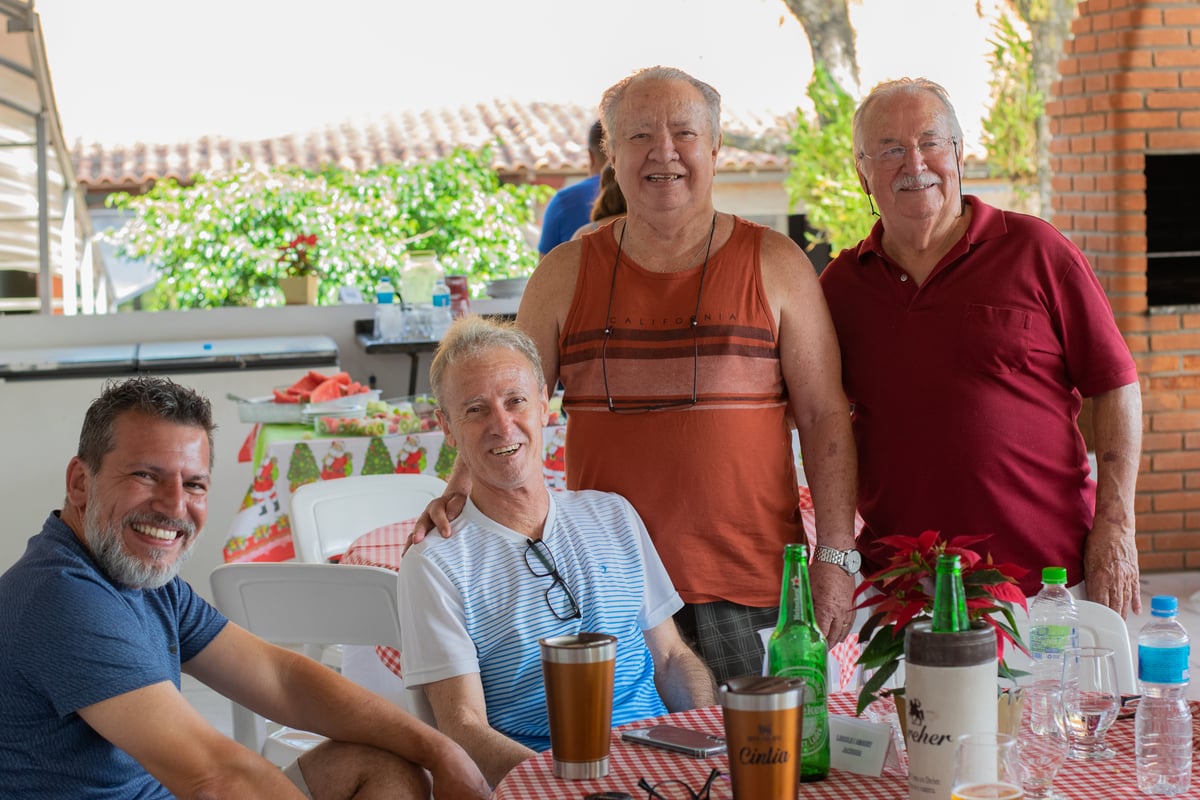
[860,136,957,166]
[523,538,581,621]
[639,768,728,799]
[600,214,714,414]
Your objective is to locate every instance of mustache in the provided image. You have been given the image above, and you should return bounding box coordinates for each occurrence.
[892,174,942,191]
[126,510,197,539]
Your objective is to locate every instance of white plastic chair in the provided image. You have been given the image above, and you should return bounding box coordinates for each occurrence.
[209,562,436,766]
[289,473,447,563]
[289,473,446,675]
[1008,598,1137,695]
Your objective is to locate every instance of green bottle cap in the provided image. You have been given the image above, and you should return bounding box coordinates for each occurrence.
[1041,566,1067,585]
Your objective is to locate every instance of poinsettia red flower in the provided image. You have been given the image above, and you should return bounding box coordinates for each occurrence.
[851,530,1029,716]
[277,233,320,275]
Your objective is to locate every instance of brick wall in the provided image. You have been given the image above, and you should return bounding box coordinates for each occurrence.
[1047,0,1200,571]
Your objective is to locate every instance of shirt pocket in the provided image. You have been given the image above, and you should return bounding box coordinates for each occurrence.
[956,304,1032,374]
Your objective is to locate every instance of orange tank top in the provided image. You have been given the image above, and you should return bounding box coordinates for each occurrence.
[560,216,801,606]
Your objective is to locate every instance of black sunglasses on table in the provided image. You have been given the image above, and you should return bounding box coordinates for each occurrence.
[582,768,728,800]
[638,767,727,799]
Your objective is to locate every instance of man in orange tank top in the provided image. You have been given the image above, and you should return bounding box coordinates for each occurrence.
[415,67,859,684]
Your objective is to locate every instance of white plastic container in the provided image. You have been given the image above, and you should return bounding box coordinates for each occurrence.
[904,621,997,800]
[400,251,443,307]
[1135,595,1192,796]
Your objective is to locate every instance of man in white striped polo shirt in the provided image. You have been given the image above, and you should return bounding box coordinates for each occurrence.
[397,315,716,787]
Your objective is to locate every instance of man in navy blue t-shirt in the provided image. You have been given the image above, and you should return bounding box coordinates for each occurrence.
[0,376,487,799]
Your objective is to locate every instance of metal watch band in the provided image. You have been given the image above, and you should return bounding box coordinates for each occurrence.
[813,545,861,575]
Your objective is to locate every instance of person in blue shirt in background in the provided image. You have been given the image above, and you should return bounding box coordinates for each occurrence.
[538,120,606,256]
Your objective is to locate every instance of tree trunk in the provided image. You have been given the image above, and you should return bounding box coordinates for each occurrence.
[781,0,861,101]
[1016,0,1079,219]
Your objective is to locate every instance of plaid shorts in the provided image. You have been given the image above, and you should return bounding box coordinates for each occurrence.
[674,601,779,686]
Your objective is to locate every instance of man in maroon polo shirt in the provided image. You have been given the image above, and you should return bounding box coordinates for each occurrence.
[820,77,1142,615]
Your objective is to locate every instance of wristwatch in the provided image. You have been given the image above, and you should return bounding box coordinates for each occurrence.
[812,545,862,576]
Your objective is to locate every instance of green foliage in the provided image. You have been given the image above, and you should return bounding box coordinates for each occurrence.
[981,15,1041,183]
[103,147,553,309]
[784,62,874,256]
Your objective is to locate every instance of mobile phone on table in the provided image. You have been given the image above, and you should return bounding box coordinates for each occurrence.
[620,724,727,758]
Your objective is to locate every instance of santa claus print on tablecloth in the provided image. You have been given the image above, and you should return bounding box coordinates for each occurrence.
[248,456,281,516]
[394,434,428,474]
[542,426,566,491]
[320,440,353,481]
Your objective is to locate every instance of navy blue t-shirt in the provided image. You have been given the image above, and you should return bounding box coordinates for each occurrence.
[0,513,228,798]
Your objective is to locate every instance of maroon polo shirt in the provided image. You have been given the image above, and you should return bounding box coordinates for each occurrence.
[821,197,1137,596]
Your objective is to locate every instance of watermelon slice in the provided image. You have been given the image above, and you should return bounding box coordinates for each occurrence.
[292,371,327,393]
[272,369,371,406]
[309,378,345,404]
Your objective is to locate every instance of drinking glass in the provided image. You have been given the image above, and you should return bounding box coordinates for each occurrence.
[1060,646,1119,760]
[1014,682,1069,799]
[950,732,1023,800]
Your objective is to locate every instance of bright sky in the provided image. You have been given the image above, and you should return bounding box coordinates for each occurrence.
[34,0,1011,147]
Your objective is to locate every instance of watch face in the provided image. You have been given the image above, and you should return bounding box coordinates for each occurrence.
[843,550,862,574]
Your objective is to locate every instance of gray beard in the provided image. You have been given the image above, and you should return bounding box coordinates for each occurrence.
[83,502,195,590]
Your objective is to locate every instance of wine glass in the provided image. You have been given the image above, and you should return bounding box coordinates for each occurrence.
[1061,646,1119,760]
[1014,681,1070,799]
[950,732,1023,800]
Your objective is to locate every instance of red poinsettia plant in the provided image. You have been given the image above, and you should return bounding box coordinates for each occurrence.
[852,530,1029,716]
[277,233,320,277]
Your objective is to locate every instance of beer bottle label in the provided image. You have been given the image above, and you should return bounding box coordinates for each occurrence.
[774,664,828,758]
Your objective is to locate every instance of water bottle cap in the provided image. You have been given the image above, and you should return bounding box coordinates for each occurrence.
[1150,595,1178,617]
[1041,566,1067,585]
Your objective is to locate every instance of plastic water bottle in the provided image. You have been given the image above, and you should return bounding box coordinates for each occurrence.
[375,276,395,305]
[1029,567,1079,686]
[429,280,452,340]
[1135,595,1192,795]
[374,277,404,340]
[1027,567,1078,735]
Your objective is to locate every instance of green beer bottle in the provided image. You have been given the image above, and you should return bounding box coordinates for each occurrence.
[766,543,829,782]
[931,553,970,633]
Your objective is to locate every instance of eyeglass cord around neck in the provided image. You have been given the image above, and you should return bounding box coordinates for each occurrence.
[601,212,717,413]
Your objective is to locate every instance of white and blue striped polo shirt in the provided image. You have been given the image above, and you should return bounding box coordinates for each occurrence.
[397,489,681,750]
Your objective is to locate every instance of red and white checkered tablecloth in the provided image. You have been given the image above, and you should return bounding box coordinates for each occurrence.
[494,693,907,800]
[494,695,1200,800]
